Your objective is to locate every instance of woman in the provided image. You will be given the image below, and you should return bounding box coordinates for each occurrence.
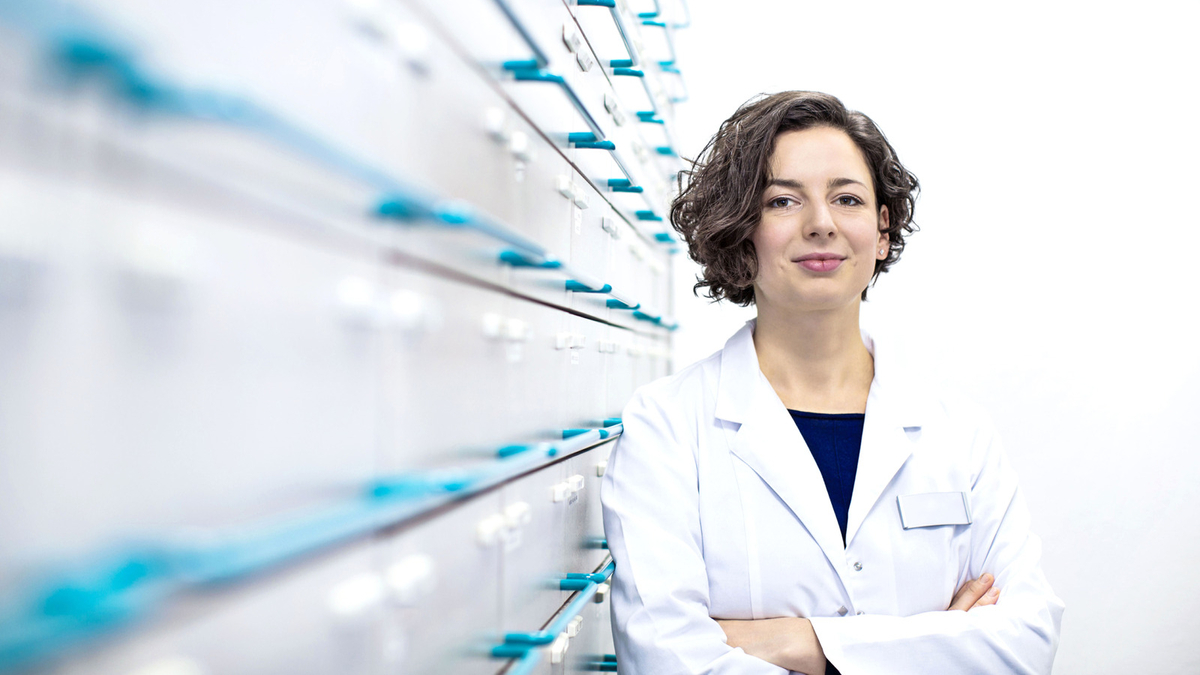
[600,92,1063,674]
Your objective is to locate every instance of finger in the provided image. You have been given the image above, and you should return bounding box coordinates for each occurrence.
[948,574,994,611]
[950,574,990,608]
[972,586,1001,608]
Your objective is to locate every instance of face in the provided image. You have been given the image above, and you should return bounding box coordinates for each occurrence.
[751,125,890,313]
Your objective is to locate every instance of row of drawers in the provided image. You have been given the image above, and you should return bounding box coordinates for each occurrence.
[0,0,691,671]
[0,167,667,579]
[408,0,685,208]
[0,0,680,329]
[34,441,616,675]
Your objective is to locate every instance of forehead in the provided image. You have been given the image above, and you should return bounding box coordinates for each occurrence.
[768,126,873,185]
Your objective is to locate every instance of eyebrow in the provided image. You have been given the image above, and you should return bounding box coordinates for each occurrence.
[767,177,868,190]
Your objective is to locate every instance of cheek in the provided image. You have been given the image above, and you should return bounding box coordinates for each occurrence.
[750,222,789,264]
[853,225,883,254]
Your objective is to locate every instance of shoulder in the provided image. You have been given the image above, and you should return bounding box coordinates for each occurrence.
[926,387,1001,438]
[912,385,1012,484]
[878,355,1005,474]
[872,338,999,441]
[625,347,722,418]
[616,347,723,459]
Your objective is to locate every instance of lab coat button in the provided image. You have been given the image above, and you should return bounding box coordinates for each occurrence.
[837,606,848,616]
[853,561,862,571]
[857,610,865,616]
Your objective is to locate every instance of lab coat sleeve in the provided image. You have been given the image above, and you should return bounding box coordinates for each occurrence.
[809,420,1065,675]
[601,388,789,675]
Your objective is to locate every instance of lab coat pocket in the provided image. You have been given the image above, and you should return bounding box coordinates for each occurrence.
[890,491,973,613]
[897,491,972,529]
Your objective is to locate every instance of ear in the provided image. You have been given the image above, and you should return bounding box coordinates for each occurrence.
[876,205,890,260]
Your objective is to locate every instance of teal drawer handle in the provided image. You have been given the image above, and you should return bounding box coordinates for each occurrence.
[607,178,644,193]
[654,232,674,243]
[632,309,660,323]
[604,418,622,427]
[560,138,650,220]
[564,423,623,441]
[497,560,617,651]
[565,560,617,585]
[645,0,692,29]
[637,110,665,124]
[633,310,679,330]
[366,475,474,499]
[499,250,564,269]
[564,425,619,440]
[566,280,613,293]
[585,654,619,671]
[635,210,664,222]
[377,197,548,260]
[612,66,644,78]
[497,444,534,458]
[559,578,591,591]
[568,132,616,151]
[567,280,641,313]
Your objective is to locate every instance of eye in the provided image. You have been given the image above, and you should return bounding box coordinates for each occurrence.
[767,196,797,209]
[835,195,865,207]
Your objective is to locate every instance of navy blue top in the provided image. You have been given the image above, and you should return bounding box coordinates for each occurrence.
[789,410,863,675]
[787,410,865,545]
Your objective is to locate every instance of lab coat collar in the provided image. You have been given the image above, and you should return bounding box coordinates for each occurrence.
[714,319,924,427]
[714,319,927,569]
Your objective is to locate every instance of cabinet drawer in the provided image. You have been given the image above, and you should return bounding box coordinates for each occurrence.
[0,173,380,569]
[375,492,505,675]
[50,544,379,675]
[377,265,616,473]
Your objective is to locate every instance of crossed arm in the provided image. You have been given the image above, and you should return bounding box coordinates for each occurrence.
[716,574,1003,675]
[601,391,1062,675]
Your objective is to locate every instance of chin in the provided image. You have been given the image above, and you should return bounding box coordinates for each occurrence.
[782,293,860,313]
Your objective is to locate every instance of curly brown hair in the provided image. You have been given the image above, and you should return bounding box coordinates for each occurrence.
[671,91,919,305]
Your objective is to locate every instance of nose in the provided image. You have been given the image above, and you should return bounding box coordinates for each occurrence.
[801,202,837,240]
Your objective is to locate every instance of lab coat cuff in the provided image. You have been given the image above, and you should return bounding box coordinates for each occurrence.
[808,617,850,674]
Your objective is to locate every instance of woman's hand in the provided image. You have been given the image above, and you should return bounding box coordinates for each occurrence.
[715,617,826,675]
[948,573,1001,611]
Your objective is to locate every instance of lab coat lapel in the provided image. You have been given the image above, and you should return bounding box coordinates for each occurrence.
[716,322,848,573]
[844,334,922,547]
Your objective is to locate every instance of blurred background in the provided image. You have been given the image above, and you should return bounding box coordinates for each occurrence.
[1,0,1197,673]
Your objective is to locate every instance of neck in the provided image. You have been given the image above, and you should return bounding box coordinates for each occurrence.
[752,299,874,413]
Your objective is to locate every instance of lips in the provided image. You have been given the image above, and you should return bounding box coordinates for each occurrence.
[794,253,845,273]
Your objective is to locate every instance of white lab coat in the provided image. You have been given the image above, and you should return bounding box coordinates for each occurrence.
[600,321,1064,675]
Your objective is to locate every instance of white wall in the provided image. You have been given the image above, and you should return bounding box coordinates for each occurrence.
[670,1,1200,673]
